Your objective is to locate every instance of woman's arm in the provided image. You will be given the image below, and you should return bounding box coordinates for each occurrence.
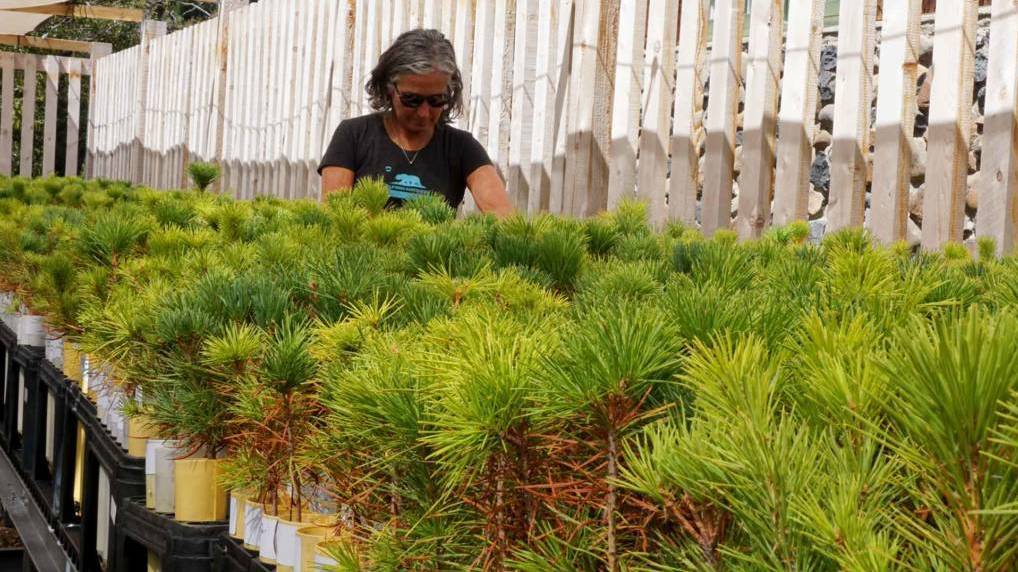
[466,165,513,219]
[320,166,356,202]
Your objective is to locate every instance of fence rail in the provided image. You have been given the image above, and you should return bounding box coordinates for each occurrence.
[0,52,95,179]
[87,0,1018,253]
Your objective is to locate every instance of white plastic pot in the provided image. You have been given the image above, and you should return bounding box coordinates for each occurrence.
[145,440,180,513]
[16,314,44,347]
[259,510,279,564]
[275,517,300,570]
[45,334,63,370]
[243,501,263,550]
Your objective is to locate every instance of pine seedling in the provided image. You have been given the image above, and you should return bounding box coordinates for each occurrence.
[187,162,220,192]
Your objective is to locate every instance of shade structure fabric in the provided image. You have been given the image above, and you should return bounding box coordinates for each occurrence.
[0,1,65,36]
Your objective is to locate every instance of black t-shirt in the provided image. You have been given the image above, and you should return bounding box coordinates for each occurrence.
[318,112,492,208]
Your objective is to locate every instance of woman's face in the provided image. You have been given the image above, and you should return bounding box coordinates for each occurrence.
[389,71,450,134]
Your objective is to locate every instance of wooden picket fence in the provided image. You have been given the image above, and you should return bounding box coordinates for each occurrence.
[87,0,1018,254]
[0,53,95,179]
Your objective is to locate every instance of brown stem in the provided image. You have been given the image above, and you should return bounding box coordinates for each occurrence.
[606,428,618,572]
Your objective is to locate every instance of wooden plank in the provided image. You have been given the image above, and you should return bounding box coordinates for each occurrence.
[525,0,563,213]
[468,0,495,141]
[736,0,783,239]
[86,43,113,178]
[133,21,166,184]
[349,0,366,118]
[20,59,37,177]
[452,0,475,130]
[267,0,285,196]
[65,59,82,177]
[7,5,144,23]
[587,0,619,216]
[700,0,745,236]
[772,0,825,226]
[870,0,921,244]
[508,0,538,210]
[305,0,329,198]
[827,0,877,232]
[486,0,517,183]
[976,0,1018,255]
[326,0,354,151]
[424,0,441,28]
[561,0,606,216]
[635,0,677,225]
[606,0,648,210]
[0,34,95,54]
[547,0,574,214]
[442,0,457,37]
[42,56,58,176]
[668,0,709,224]
[0,55,13,176]
[239,4,257,197]
[214,1,248,193]
[922,0,977,250]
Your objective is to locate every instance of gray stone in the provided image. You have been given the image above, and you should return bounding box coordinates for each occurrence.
[975,48,988,84]
[813,129,832,151]
[909,185,924,221]
[809,218,827,244]
[907,217,922,248]
[918,34,934,67]
[808,189,825,217]
[910,138,927,183]
[820,44,838,72]
[811,151,831,192]
[966,174,980,211]
[818,104,835,132]
[819,70,837,104]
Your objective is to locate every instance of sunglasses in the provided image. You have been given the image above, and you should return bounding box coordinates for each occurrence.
[392,84,451,109]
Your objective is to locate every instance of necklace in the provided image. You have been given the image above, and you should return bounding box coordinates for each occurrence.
[396,140,420,166]
[386,114,422,165]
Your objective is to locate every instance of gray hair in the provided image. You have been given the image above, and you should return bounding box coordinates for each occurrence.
[366,29,464,124]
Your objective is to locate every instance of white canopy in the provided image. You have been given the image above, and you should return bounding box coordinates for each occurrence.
[0,1,66,36]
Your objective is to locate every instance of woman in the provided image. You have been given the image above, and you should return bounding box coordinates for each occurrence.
[318,29,513,218]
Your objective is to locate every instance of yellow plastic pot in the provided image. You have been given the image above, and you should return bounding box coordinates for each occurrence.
[173,458,227,522]
[63,344,82,383]
[127,416,154,458]
[296,526,336,572]
[300,510,335,526]
[313,540,343,568]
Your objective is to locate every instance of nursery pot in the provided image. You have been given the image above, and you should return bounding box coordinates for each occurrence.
[127,416,154,458]
[258,505,279,564]
[145,440,179,513]
[174,458,227,522]
[274,515,302,572]
[296,526,335,572]
[16,314,44,347]
[45,334,63,370]
[63,344,82,383]
[229,491,248,540]
[242,499,263,550]
[313,540,342,568]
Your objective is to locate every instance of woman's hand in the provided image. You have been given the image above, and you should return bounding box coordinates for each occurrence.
[467,165,514,219]
[320,166,356,202]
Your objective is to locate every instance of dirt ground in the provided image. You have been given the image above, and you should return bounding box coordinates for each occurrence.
[0,526,21,548]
